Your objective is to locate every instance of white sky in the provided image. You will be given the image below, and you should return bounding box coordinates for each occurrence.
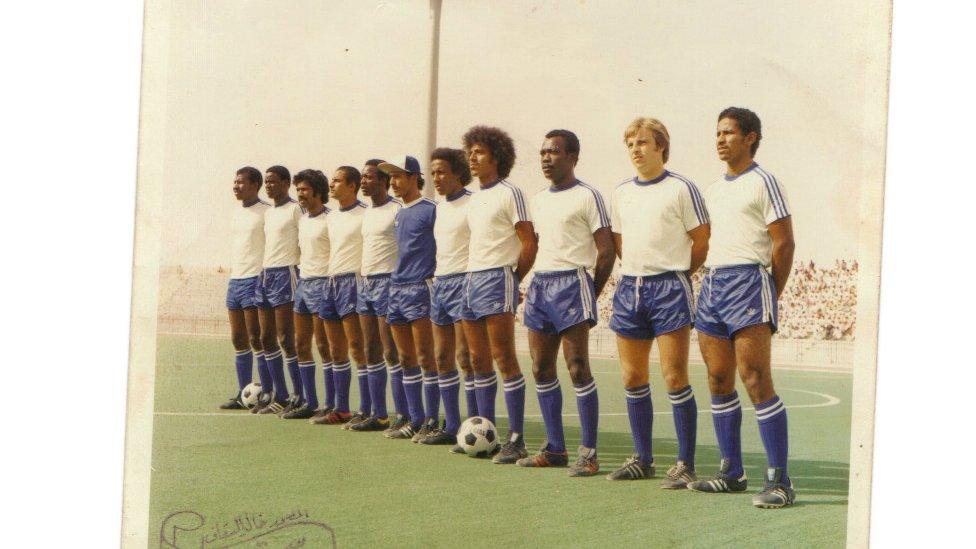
[159,0,888,267]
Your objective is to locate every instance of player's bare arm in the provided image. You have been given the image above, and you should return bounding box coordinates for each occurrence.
[767,216,794,300]
[687,223,711,276]
[612,232,622,260]
[592,226,615,296]
[514,220,537,281]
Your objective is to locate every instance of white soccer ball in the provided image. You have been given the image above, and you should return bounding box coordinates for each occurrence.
[241,382,263,408]
[457,416,499,458]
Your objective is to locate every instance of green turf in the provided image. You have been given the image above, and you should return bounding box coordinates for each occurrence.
[149,334,852,548]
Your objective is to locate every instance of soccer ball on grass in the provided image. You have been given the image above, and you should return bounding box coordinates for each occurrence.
[457,416,499,458]
[241,382,263,408]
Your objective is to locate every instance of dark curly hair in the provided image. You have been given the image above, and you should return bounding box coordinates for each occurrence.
[364,158,391,189]
[265,165,291,183]
[462,125,516,179]
[236,166,262,186]
[430,147,472,186]
[718,107,762,157]
[293,168,328,199]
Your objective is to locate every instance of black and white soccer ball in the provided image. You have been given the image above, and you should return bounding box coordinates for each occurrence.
[457,416,499,458]
[241,382,263,408]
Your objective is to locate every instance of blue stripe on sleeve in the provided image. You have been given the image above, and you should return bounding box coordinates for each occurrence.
[579,181,611,228]
[503,181,529,221]
[755,166,789,219]
[670,172,710,225]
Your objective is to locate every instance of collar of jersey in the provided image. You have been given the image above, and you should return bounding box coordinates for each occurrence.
[339,199,362,212]
[273,196,296,207]
[401,196,425,208]
[307,205,328,218]
[634,170,670,186]
[370,196,394,208]
[724,162,758,181]
[446,188,469,202]
[548,179,580,193]
[479,178,503,190]
[242,197,262,208]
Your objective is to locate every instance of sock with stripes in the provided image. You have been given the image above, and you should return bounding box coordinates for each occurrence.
[332,361,352,413]
[474,373,497,424]
[286,355,302,397]
[464,374,478,418]
[366,363,388,419]
[625,384,654,466]
[255,352,272,393]
[298,362,318,409]
[321,363,335,409]
[574,379,599,450]
[266,350,288,403]
[668,385,697,467]
[422,371,441,422]
[755,395,789,482]
[234,349,253,391]
[356,367,371,415]
[711,391,743,477]
[389,363,408,418]
[536,378,565,453]
[401,366,425,428]
[503,373,526,435]
[439,371,461,434]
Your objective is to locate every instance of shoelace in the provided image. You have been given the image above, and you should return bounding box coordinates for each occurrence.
[759,483,789,499]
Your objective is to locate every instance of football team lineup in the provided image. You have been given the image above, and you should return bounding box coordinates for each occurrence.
[193,108,815,523]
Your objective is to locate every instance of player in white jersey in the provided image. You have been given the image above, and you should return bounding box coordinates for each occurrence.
[517,130,614,476]
[309,166,369,426]
[685,107,796,509]
[347,159,402,433]
[254,166,305,416]
[461,125,538,464]
[221,166,271,410]
[279,169,332,420]
[425,148,476,449]
[607,118,711,485]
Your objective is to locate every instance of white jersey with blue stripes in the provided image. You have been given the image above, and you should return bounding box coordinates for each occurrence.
[230,199,271,279]
[531,179,610,273]
[327,200,367,275]
[466,179,531,272]
[702,162,790,268]
[262,198,304,268]
[361,196,401,275]
[610,169,710,276]
[297,207,331,278]
[434,188,472,276]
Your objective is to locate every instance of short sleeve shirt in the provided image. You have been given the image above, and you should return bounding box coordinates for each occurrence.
[466,179,531,272]
[531,180,610,272]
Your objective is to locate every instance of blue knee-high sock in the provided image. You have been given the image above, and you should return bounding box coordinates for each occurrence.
[298,362,318,409]
[755,395,789,482]
[464,374,478,418]
[711,391,743,477]
[439,371,461,434]
[574,379,599,450]
[625,385,654,466]
[321,363,334,409]
[356,367,371,415]
[474,373,497,424]
[536,378,565,453]
[367,363,388,419]
[266,350,288,403]
[402,366,425,427]
[286,355,302,397]
[389,363,408,417]
[255,352,272,393]
[234,349,253,390]
[503,374,526,436]
[423,371,441,422]
[332,360,352,413]
[668,385,698,467]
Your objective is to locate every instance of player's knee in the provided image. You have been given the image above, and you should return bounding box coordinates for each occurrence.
[662,371,686,392]
[315,343,331,363]
[455,349,471,370]
[435,348,455,370]
[295,338,312,357]
[622,369,647,389]
[565,356,592,386]
[739,367,771,399]
[231,333,248,351]
[260,333,278,351]
[707,371,735,394]
[531,360,556,382]
[383,349,399,365]
[248,335,263,351]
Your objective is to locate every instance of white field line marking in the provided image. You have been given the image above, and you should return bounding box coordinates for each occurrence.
[155,388,839,418]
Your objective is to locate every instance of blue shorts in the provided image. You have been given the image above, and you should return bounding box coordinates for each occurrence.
[357,274,391,317]
[430,273,467,326]
[226,276,266,310]
[318,273,359,322]
[610,272,694,340]
[388,279,432,325]
[255,266,298,308]
[461,267,520,321]
[695,265,778,339]
[523,268,598,334]
[294,277,328,316]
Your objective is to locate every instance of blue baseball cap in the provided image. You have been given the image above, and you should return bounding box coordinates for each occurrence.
[378,155,421,176]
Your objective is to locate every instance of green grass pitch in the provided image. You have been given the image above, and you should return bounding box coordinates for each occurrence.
[149,334,852,548]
